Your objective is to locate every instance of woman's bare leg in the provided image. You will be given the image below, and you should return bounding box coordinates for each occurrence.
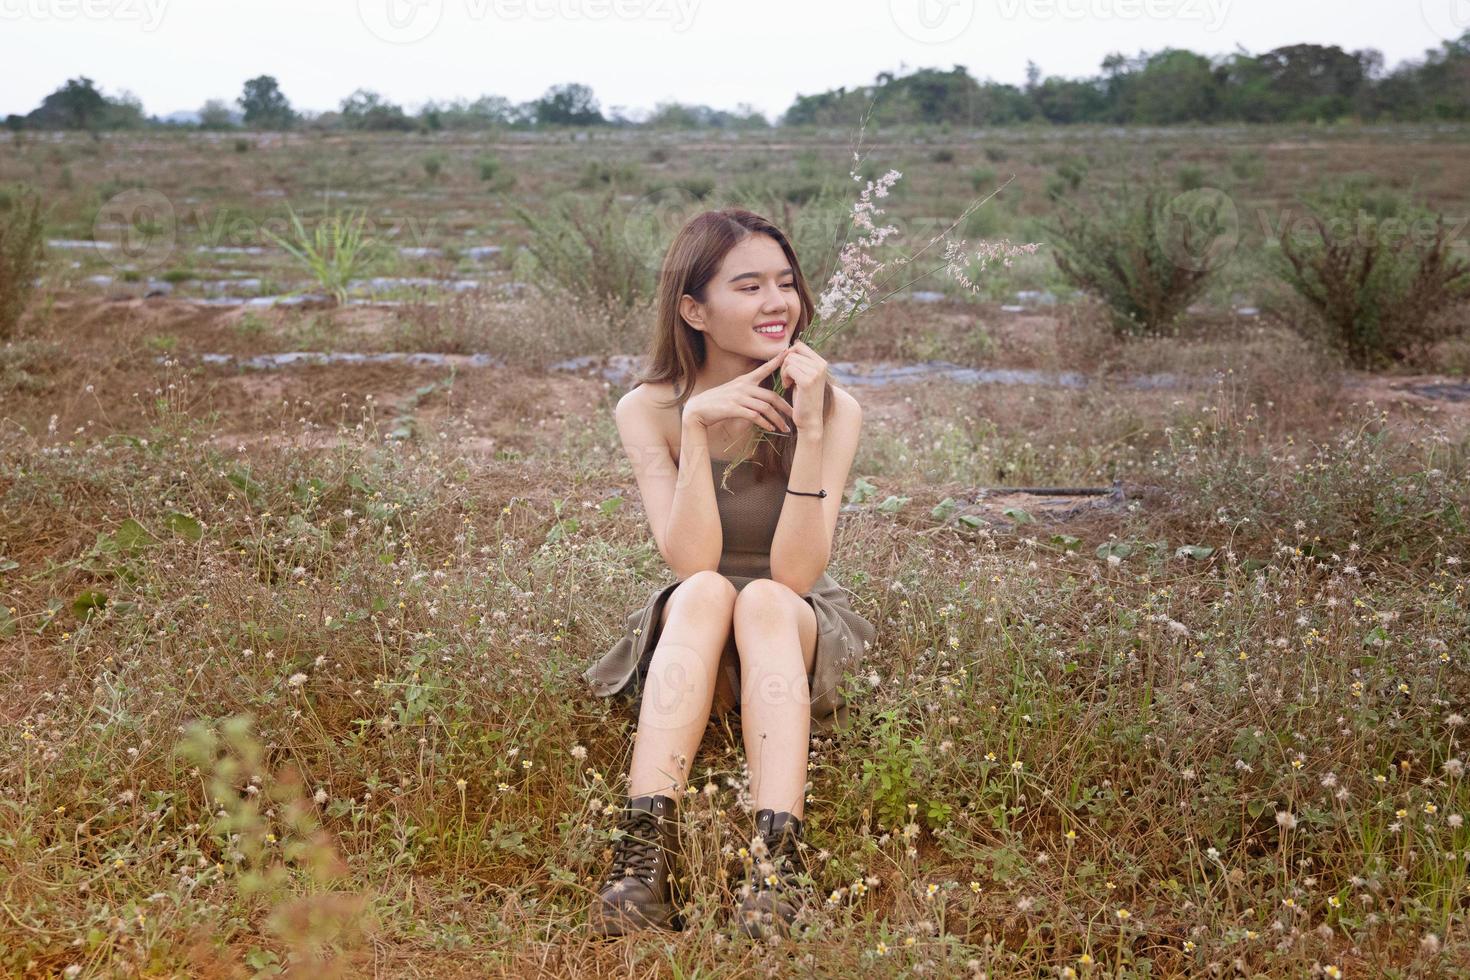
[627,571,737,798]
[731,580,818,821]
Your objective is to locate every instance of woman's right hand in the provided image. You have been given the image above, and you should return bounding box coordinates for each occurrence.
[682,348,795,434]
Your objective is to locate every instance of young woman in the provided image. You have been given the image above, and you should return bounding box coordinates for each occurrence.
[581,208,876,940]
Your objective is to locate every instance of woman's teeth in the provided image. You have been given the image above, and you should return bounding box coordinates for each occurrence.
[754,325,785,335]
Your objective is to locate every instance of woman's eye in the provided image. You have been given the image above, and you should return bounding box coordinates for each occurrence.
[781,281,795,289]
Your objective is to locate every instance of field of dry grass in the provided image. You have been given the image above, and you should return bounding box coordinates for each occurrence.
[1,127,1468,977]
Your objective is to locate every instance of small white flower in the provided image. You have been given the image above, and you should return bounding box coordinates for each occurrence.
[287,672,308,688]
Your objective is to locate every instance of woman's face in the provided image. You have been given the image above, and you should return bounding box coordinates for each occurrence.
[681,233,801,362]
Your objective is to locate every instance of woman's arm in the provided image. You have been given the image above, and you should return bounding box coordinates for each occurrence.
[768,387,862,594]
[614,389,723,579]
[661,416,724,576]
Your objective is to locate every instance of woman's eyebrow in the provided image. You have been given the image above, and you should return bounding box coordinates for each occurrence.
[727,267,795,283]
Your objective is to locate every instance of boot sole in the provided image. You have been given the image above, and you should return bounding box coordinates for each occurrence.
[588,900,683,936]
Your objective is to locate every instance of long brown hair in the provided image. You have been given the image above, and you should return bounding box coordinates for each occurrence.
[633,207,834,483]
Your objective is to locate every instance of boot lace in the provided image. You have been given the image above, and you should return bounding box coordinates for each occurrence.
[753,826,805,893]
[603,809,663,888]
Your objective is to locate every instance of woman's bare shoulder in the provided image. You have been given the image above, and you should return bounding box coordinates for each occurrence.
[615,382,681,459]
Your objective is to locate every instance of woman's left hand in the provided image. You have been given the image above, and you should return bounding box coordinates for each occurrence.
[779,340,828,432]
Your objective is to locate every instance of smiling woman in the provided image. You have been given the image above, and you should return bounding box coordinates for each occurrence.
[580,207,874,941]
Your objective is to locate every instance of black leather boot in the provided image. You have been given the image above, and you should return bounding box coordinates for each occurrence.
[734,808,812,940]
[588,793,684,936]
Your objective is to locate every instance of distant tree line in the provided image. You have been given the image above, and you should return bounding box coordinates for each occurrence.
[786,36,1470,126]
[6,34,1467,134]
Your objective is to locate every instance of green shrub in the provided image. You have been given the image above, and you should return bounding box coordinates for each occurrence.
[512,192,654,312]
[1177,164,1206,191]
[1273,182,1470,369]
[477,155,515,193]
[1044,180,1230,337]
[0,186,46,340]
[261,205,381,305]
[930,147,955,164]
[968,166,997,192]
[1228,149,1263,184]
[574,159,639,191]
[422,153,445,179]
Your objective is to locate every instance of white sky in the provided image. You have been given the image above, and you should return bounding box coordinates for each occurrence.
[0,0,1459,120]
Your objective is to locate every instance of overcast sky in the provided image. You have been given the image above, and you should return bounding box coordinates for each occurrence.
[0,0,1460,119]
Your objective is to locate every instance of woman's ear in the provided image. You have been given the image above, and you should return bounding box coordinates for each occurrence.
[679,294,705,332]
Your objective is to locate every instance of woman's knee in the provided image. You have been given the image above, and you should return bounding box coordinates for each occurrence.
[669,569,738,614]
[732,578,802,629]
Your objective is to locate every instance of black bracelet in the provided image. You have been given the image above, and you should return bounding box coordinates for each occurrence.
[786,488,827,498]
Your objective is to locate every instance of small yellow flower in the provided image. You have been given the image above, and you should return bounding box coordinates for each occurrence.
[1183,940,1196,952]
[455,778,467,790]
[1115,908,1131,921]
[925,882,939,899]
[1078,953,1094,966]
[497,782,511,792]
[1396,808,1408,819]
[114,858,125,869]
[1324,967,1341,979]
[875,941,889,955]
[1328,895,1342,908]
[1065,829,1077,841]
[1291,758,1304,769]
[1424,802,1437,814]
[969,880,981,893]
[903,935,917,947]
[1010,760,1023,772]
[984,752,997,762]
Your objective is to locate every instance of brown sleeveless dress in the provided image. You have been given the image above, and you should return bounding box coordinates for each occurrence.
[581,450,877,735]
